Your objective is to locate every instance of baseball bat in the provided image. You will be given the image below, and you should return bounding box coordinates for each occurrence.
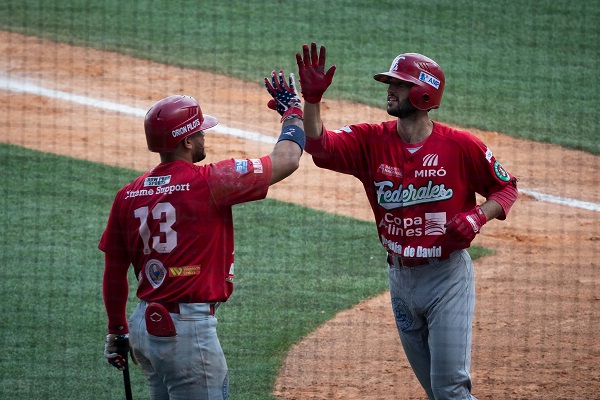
[114,335,133,400]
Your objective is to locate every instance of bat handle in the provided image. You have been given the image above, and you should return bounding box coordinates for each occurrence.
[114,335,133,400]
[122,366,133,400]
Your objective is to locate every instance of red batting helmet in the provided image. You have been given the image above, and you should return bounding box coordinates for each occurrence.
[144,95,218,153]
[373,53,445,110]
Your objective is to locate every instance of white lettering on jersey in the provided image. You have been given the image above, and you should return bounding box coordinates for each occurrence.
[378,164,403,178]
[378,212,446,237]
[374,180,453,210]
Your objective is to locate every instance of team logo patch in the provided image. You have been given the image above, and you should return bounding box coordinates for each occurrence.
[422,153,439,167]
[424,212,446,235]
[235,160,248,173]
[145,259,166,289]
[169,265,201,277]
[494,161,510,182]
[391,297,413,331]
[144,175,171,187]
[485,148,493,162]
[378,164,403,178]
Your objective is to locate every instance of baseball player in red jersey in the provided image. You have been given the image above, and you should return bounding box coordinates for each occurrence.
[295,43,518,399]
[100,70,306,399]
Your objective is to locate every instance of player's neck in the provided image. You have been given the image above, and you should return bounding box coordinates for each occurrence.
[160,152,193,164]
[396,115,433,144]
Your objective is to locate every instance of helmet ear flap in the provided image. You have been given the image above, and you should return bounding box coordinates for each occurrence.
[408,85,434,111]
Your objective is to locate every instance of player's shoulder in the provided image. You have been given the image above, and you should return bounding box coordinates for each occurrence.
[328,121,393,135]
[431,121,483,147]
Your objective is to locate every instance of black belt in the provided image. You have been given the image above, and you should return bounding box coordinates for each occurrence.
[387,253,450,268]
[155,302,216,315]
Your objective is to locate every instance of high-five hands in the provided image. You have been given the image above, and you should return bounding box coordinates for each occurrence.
[264,70,303,122]
[295,42,337,104]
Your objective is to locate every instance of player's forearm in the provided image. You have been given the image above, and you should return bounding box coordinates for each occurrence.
[487,182,518,219]
[303,102,324,139]
[268,117,304,184]
[478,199,505,222]
[102,254,131,333]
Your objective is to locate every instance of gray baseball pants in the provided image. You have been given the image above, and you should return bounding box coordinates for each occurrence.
[128,301,229,400]
[388,249,478,400]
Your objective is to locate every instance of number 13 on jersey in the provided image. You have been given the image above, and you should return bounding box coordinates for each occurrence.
[134,202,177,254]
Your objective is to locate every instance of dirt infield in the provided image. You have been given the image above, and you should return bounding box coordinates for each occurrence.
[2,31,599,399]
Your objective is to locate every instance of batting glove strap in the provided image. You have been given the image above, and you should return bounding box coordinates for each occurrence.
[281,105,303,122]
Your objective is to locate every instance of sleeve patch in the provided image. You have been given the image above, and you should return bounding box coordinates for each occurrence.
[334,126,353,134]
[494,161,510,182]
[485,148,493,162]
[235,159,248,173]
[250,158,263,174]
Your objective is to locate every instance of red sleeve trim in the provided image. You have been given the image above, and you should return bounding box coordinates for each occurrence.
[488,181,519,220]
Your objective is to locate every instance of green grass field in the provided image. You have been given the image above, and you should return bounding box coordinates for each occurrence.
[0,0,595,398]
[0,0,598,154]
[0,143,490,399]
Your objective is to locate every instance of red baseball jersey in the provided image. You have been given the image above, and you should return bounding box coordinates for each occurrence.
[305,120,516,259]
[99,157,272,303]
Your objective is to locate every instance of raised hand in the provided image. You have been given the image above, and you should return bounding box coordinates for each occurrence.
[264,70,303,121]
[295,42,337,103]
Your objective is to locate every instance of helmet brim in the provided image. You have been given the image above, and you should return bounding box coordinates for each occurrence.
[200,114,218,131]
[373,71,418,85]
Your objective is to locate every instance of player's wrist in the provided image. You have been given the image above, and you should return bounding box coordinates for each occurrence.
[277,124,306,152]
[281,105,303,122]
[473,205,487,226]
[108,323,129,334]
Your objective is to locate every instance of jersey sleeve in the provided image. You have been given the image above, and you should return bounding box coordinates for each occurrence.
[102,252,131,334]
[98,189,130,260]
[305,123,372,178]
[206,155,273,207]
[462,134,518,216]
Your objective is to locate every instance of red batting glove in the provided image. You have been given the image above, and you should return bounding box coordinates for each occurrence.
[444,205,487,246]
[295,42,337,103]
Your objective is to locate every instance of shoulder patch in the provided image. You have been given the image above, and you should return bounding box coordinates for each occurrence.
[494,161,510,182]
[485,148,493,162]
[334,126,353,134]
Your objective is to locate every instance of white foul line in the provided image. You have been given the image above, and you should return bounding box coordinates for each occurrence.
[2,76,599,212]
[0,77,277,144]
[519,189,600,212]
